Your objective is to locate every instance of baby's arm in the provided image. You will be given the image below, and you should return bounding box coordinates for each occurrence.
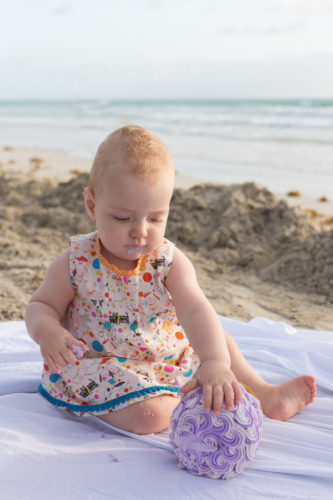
[25,249,87,372]
[165,247,242,414]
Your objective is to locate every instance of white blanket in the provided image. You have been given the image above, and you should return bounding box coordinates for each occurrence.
[1,317,332,499]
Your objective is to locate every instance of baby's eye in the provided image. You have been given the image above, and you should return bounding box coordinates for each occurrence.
[112,215,130,222]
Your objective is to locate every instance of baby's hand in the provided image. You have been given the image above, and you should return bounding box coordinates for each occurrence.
[180,360,242,415]
[39,327,87,373]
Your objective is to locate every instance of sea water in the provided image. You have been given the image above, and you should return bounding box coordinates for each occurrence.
[0,99,332,198]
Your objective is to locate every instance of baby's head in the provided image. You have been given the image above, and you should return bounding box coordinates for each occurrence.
[88,125,175,194]
[85,125,175,269]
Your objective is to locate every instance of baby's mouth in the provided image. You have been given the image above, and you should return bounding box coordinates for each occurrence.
[127,246,145,255]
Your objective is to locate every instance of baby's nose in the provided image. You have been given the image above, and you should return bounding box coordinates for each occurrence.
[130,220,148,239]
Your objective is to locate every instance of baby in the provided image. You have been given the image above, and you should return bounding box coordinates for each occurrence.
[26,125,316,435]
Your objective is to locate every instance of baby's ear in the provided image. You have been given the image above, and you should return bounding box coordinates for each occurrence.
[84,187,96,220]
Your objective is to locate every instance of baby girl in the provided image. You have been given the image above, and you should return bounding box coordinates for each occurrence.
[26,125,316,435]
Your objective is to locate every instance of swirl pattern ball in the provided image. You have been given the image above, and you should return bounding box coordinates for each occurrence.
[169,384,263,479]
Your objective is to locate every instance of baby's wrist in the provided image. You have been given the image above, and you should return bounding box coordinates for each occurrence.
[37,322,67,345]
[200,357,230,368]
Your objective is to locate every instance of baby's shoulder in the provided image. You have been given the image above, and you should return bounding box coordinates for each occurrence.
[68,231,98,269]
[70,231,98,248]
[154,238,175,258]
[69,231,98,256]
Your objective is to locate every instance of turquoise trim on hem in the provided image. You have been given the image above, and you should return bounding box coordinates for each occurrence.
[38,383,179,414]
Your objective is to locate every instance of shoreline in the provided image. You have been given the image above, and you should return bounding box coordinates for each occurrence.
[1,144,332,218]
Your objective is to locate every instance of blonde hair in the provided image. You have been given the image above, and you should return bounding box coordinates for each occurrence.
[89,125,174,191]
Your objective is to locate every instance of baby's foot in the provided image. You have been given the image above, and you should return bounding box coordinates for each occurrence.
[261,375,316,421]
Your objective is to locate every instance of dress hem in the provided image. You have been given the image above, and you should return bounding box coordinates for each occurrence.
[38,383,179,414]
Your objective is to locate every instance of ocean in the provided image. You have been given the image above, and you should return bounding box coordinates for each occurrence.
[1,99,332,198]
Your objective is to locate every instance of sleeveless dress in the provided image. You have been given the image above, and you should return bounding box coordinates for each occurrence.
[38,231,201,416]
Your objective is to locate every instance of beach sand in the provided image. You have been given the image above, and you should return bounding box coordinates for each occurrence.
[1,145,332,330]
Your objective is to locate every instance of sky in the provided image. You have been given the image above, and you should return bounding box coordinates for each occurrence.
[1,0,333,99]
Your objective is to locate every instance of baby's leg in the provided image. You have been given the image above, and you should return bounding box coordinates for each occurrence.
[97,394,180,435]
[225,332,316,421]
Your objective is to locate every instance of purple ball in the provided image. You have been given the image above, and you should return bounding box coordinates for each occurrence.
[170,384,263,479]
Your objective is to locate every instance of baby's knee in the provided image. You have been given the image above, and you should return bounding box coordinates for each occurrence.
[131,395,180,434]
[130,412,162,435]
[98,394,180,435]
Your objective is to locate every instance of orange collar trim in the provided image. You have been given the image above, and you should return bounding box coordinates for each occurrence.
[96,237,143,277]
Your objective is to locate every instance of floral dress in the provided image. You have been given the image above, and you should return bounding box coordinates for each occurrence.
[39,231,200,416]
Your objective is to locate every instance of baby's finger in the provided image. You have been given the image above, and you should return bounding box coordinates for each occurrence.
[212,385,223,415]
[61,340,86,365]
[202,385,213,412]
[61,348,78,366]
[233,381,243,405]
[44,354,60,374]
[224,384,235,412]
[61,342,86,365]
[53,351,69,369]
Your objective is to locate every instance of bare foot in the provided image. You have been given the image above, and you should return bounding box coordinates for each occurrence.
[260,375,316,421]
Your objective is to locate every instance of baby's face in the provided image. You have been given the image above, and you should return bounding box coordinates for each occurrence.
[85,166,174,270]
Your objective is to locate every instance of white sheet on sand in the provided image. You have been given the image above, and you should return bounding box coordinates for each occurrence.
[0,317,332,500]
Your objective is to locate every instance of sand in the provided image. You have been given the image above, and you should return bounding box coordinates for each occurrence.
[1,145,332,330]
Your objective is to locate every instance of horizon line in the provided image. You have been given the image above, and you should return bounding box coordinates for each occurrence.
[1,97,333,103]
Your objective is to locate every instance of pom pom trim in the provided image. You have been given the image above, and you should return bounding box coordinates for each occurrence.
[38,383,179,414]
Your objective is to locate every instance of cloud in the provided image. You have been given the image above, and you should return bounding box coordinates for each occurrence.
[263,0,333,15]
[51,2,71,16]
[244,21,305,35]
[218,21,304,36]
[144,0,167,9]
[218,26,238,35]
